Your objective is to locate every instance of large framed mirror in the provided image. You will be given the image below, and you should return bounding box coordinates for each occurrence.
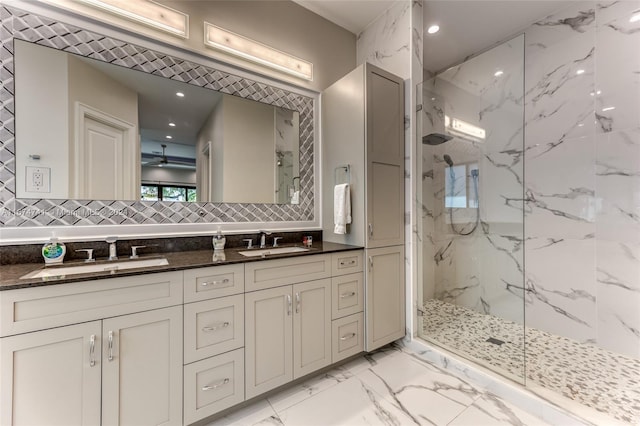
[14,39,301,205]
[0,5,315,229]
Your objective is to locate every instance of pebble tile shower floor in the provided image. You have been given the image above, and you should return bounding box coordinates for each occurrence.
[421,299,640,424]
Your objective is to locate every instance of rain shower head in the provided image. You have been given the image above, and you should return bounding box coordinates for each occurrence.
[422,133,453,145]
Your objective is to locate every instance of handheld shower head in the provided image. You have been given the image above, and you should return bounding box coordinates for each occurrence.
[443,154,454,168]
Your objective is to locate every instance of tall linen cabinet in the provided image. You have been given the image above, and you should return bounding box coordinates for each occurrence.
[322,63,405,351]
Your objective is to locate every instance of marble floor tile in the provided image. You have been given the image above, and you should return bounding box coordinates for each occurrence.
[448,393,550,426]
[206,399,281,426]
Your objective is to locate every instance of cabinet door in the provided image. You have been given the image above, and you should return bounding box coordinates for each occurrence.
[245,286,293,399]
[293,279,331,379]
[0,321,101,426]
[366,66,405,248]
[365,246,405,351]
[102,306,183,426]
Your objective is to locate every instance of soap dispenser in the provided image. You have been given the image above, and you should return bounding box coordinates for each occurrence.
[42,237,66,265]
[213,227,226,251]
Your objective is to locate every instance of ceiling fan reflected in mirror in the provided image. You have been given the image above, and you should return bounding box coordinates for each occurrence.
[141,144,196,169]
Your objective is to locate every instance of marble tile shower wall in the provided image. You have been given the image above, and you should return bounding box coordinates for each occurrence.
[422,0,640,360]
[421,37,525,324]
[524,1,640,359]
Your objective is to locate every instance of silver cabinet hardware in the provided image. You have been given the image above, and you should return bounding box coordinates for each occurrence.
[340,291,356,299]
[202,322,230,332]
[295,292,300,314]
[368,223,373,237]
[339,259,356,266]
[76,249,95,263]
[107,330,114,362]
[201,378,229,391]
[89,334,96,367]
[368,256,373,271]
[201,278,229,287]
[340,332,357,341]
[286,294,292,316]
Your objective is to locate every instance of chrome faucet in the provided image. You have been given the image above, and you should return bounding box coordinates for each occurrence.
[106,236,118,261]
[259,230,272,249]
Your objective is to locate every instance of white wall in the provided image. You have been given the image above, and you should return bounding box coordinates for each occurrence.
[15,40,69,199]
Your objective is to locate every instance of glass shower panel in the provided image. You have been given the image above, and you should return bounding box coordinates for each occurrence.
[417,34,525,383]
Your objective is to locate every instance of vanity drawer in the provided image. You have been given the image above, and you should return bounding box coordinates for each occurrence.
[332,312,364,363]
[244,254,331,292]
[331,251,363,276]
[331,272,364,320]
[0,271,183,337]
[184,264,244,303]
[183,348,245,425]
[184,294,244,364]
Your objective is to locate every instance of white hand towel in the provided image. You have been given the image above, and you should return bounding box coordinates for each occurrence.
[334,183,351,234]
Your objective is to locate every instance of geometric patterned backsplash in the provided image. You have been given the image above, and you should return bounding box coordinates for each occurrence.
[0,5,314,228]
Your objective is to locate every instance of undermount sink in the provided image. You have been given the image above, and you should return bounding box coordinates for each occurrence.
[238,247,310,257]
[20,258,169,279]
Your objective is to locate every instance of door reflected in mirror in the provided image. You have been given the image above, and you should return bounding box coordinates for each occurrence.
[14,39,300,204]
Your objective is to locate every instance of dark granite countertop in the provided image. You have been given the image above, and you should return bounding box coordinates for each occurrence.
[0,242,362,290]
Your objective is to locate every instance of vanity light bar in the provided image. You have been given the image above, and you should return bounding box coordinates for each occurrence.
[444,115,486,140]
[77,0,189,38]
[204,22,313,81]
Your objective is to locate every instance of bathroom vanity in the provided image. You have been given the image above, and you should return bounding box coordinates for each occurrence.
[0,244,364,425]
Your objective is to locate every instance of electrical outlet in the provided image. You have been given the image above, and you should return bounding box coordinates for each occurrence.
[25,166,51,193]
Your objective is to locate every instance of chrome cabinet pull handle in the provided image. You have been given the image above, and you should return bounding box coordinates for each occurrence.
[202,378,229,391]
[339,259,356,266]
[368,223,373,237]
[295,292,300,314]
[286,294,292,316]
[108,330,114,362]
[202,322,230,332]
[340,332,357,341]
[340,291,356,299]
[368,256,373,272]
[89,334,96,367]
[201,278,230,287]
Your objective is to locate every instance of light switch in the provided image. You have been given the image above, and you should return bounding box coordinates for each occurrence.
[25,166,51,193]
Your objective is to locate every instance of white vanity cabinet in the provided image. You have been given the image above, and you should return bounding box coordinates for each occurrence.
[322,63,406,352]
[0,321,102,425]
[182,264,246,425]
[244,255,333,399]
[0,272,184,426]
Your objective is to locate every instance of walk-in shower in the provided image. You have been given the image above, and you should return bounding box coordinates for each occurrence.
[418,18,640,424]
[417,34,526,383]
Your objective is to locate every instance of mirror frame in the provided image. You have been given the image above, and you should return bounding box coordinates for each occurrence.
[0,5,316,231]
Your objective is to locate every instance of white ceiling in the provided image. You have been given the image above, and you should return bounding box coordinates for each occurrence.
[293,0,574,75]
[292,0,399,34]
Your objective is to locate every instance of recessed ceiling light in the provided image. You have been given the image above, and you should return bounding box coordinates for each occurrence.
[602,106,616,112]
[166,135,173,139]
[597,90,601,95]
[176,92,185,97]
[494,70,504,77]
[427,25,440,34]
[431,97,436,101]
[576,69,585,75]
[168,122,176,127]
[630,13,640,23]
